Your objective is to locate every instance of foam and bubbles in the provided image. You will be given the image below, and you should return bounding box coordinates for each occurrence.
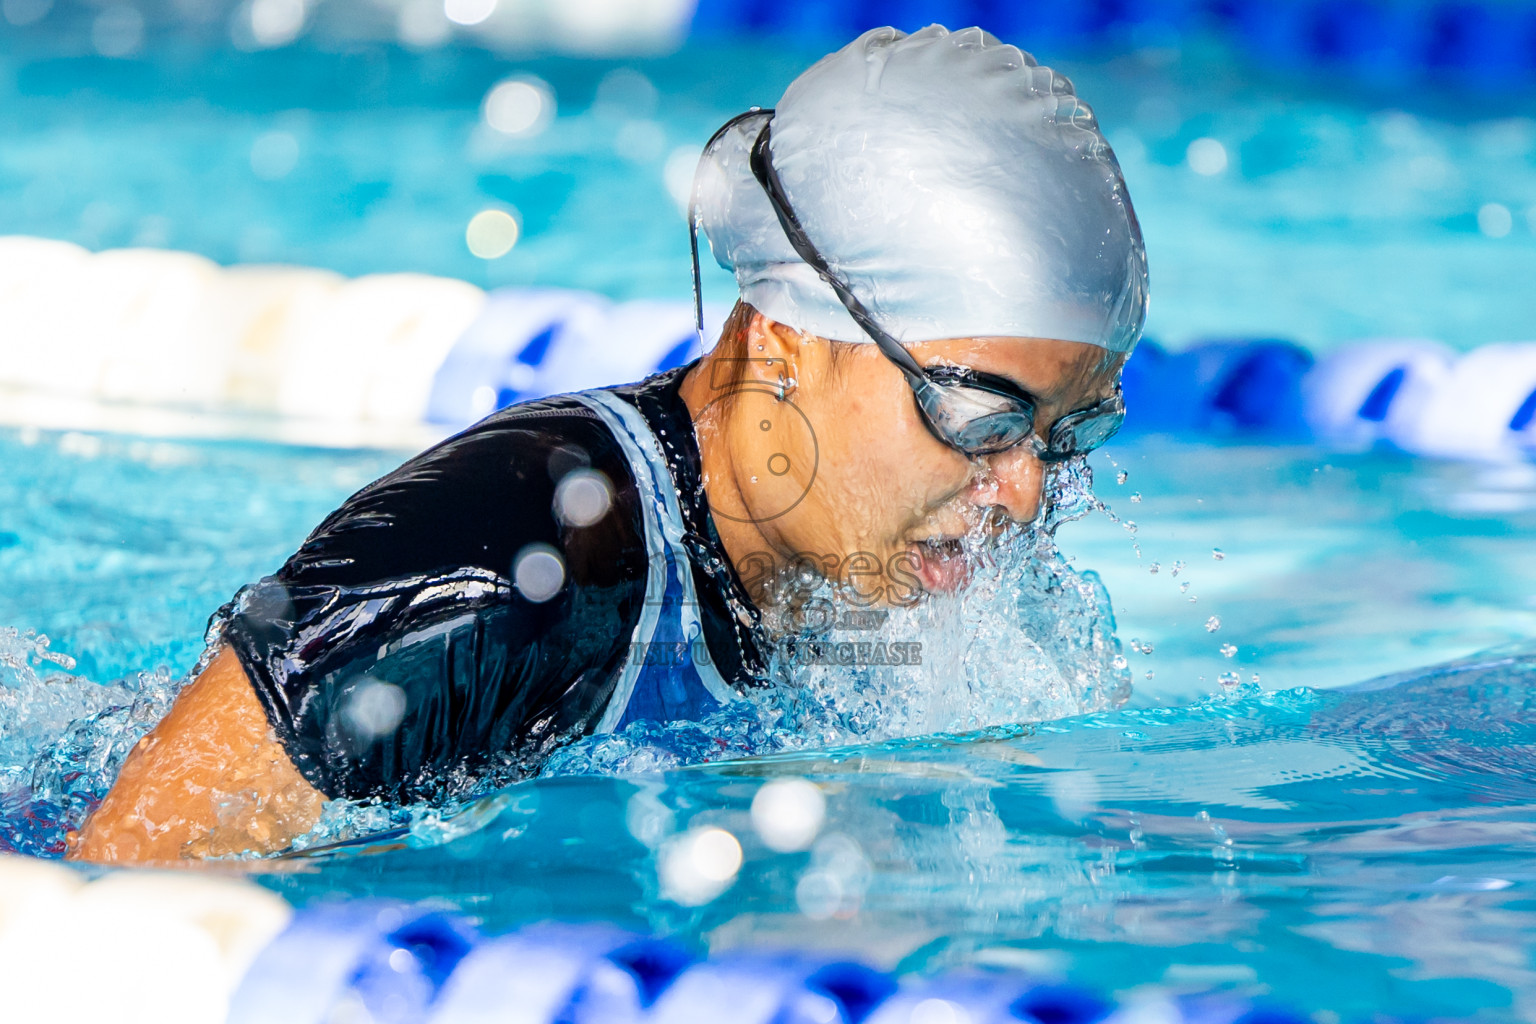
[540,457,1130,778]
[0,628,184,857]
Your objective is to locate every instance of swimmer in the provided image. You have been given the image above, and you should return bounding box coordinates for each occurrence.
[70,24,1147,862]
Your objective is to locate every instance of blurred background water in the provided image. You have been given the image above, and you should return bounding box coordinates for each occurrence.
[2,1,1535,351]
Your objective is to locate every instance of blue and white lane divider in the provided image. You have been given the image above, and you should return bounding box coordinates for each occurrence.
[1,237,1533,461]
[231,900,1302,1024]
[0,853,1328,1024]
[1068,334,1536,462]
[426,313,1536,463]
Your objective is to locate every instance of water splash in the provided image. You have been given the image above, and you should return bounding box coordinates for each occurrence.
[541,457,1130,779]
[0,628,184,856]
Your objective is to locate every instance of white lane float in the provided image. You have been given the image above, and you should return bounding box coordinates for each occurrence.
[1300,338,1456,451]
[1393,342,1536,461]
[0,853,292,1024]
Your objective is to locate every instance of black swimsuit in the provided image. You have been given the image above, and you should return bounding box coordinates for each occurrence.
[217,364,766,802]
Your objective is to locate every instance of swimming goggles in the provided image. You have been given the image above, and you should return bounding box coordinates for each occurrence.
[688,109,1124,462]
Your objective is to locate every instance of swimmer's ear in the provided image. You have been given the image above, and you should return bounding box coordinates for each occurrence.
[744,311,826,391]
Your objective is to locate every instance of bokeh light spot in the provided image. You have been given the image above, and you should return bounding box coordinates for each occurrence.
[444,0,495,27]
[1186,137,1228,176]
[911,998,971,1024]
[3,0,53,27]
[752,778,826,852]
[339,678,407,748]
[249,0,305,47]
[249,131,299,180]
[1479,203,1513,239]
[663,145,699,214]
[553,469,612,528]
[466,208,520,259]
[92,5,143,57]
[513,544,564,602]
[396,0,450,47]
[660,826,742,905]
[482,76,554,137]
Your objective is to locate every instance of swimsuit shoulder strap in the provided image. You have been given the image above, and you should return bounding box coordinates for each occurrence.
[571,388,739,733]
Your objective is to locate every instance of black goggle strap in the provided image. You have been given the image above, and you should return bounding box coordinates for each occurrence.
[745,118,934,395]
[690,108,775,348]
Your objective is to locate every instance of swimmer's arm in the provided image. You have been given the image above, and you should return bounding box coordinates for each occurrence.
[67,646,325,864]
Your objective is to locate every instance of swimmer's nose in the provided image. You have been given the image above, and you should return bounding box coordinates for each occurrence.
[967,446,1046,525]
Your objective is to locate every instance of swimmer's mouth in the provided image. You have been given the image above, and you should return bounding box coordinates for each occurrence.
[910,537,972,595]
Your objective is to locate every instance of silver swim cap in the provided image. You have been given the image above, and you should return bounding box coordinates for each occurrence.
[695,25,1148,354]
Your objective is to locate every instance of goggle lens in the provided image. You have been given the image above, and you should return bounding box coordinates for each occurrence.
[918,373,1123,460]
[1046,401,1124,458]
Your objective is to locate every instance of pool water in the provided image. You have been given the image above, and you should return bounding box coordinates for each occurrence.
[4,27,1536,1022]
[263,653,1536,1022]
[4,423,1536,1018]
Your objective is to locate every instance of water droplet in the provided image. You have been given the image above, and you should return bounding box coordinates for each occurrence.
[1148,562,1160,575]
[1218,671,1241,688]
[750,475,758,483]
[1220,643,1237,657]
[1116,470,1128,485]
[1129,492,1142,503]
[1212,548,1225,561]
[1251,672,1261,684]
[1179,582,1191,593]
[1205,616,1221,633]
[1188,595,1198,603]
[1124,521,1137,534]
[1144,670,1154,680]
[1112,655,1127,670]
[1170,560,1185,578]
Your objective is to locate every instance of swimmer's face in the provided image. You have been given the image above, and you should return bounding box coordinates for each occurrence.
[704,310,1122,602]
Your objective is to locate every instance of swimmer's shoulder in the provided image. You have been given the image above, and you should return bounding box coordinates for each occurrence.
[282,390,652,590]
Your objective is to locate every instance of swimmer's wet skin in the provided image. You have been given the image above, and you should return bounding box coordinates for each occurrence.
[69,24,1148,862]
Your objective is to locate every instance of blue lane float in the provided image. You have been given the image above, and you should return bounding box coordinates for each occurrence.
[1120,339,1314,438]
[231,904,1323,1024]
[229,902,478,1024]
[686,0,1536,84]
[425,290,715,428]
[1299,338,1455,451]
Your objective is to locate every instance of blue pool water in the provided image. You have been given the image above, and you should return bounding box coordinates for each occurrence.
[4,29,1536,1021]
[4,423,1536,1018]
